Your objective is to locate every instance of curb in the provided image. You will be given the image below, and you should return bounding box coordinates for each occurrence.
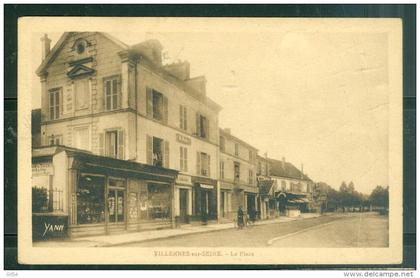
[266,217,339,246]
[101,216,321,247]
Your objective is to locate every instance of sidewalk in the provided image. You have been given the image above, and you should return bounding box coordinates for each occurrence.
[34,213,321,248]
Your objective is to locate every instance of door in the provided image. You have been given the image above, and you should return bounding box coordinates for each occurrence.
[220,192,225,218]
[179,189,188,222]
[108,189,125,223]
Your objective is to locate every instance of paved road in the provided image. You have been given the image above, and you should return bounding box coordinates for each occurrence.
[122,212,388,247]
[270,213,388,247]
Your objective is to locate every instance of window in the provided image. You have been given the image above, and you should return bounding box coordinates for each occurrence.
[179,146,188,172]
[234,143,239,156]
[220,136,225,152]
[196,113,209,139]
[49,89,61,120]
[220,161,225,179]
[249,150,253,162]
[197,152,211,177]
[75,79,90,110]
[77,175,106,225]
[74,127,90,151]
[257,161,262,175]
[179,105,187,130]
[48,135,62,146]
[146,135,169,167]
[147,183,171,220]
[147,88,168,123]
[248,169,253,185]
[103,130,125,159]
[104,76,120,111]
[153,137,164,167]
[105,131,118,158]
[152,91,164,120]
[234,162,240,182]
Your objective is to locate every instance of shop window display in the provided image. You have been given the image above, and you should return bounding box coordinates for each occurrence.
[147,183,170,220]
[77,175,105,224]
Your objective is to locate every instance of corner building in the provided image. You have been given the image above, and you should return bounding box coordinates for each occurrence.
[34,32,221,238]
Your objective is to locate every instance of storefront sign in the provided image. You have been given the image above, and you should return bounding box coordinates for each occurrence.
[176,133,191,145]
[32,163,54,176]
[176,174,192,185]
[32,215,68,240]
[200,184,214,190]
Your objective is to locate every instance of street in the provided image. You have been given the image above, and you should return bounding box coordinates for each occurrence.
[122,212,388,247]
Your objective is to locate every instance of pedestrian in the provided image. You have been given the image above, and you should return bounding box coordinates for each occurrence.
[237,206,244,229]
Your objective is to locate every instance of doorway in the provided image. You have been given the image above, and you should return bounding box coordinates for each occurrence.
[179,188,189,222]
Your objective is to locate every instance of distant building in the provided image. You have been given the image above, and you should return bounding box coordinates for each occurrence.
[267,157,313,217]
[219,128,258,221]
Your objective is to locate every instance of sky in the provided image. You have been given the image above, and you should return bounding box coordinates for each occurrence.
[31,29,390,194]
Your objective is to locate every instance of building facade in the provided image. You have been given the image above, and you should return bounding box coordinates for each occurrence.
[219,128,258,221]
[267,158,313,217]
[34,32,221,238]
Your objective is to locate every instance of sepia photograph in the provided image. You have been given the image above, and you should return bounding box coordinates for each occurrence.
[16,16,403,265]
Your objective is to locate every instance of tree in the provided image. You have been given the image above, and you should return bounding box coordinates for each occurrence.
[369,186,389,209]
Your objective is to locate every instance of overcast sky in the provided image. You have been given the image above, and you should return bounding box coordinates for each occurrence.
[31,28,389,194]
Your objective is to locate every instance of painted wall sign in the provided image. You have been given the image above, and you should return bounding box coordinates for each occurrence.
[32,215,68,241]
[176,174,192,185]
[32,163,54,176]
[200,184,214,190]
[176,133,191,145]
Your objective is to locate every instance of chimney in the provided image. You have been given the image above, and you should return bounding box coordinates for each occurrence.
[301,163,304,179]
[185,75,206,96]
[163,61,190,80]
[41,34,51,60]
[282,157,286,169]
[224,128,231,134]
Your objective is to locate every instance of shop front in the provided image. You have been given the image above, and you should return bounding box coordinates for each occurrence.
[174,174,193,224]
[191,176,218,223]
[219,182,233,221]
[32,146,179,239]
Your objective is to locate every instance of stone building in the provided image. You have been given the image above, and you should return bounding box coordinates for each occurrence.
[267,157,313,217]
[218,128,258,221]
[33,32,221,238]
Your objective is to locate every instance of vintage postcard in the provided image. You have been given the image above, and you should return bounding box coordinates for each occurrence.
[18,17,402,265]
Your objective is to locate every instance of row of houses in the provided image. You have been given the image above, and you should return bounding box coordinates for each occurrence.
[31,32,315,239]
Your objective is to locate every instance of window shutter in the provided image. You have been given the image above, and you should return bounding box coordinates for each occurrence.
[179,146,183,171]
[163,95,168,124]
[195,112,200,136]
[205,118,209,139]
[59,89,63,117]
[184,147,188,171]
[196,151,201,175]
[146,87,153,118]
[117,76,122,109]
[117,130,125,160]
[207,155,211,177]
[98,133,104,156]
[146,135,153,165]
[164,141,169,168]
[179,106,183,129]
[184,108,188,130]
